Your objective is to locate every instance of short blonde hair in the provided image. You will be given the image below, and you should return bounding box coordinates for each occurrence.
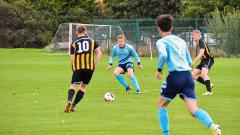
[192,29,201,35]
[117,35,126,40]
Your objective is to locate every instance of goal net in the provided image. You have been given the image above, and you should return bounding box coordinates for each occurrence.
[49,23,125,54]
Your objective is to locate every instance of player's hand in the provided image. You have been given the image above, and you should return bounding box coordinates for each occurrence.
[107,65,112,70]
[156,72,162,80]
[138,64,144,70]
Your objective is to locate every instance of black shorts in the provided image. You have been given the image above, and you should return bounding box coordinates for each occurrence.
[71,70,94,85]
[196,58,214,70]
[118,62,134,74]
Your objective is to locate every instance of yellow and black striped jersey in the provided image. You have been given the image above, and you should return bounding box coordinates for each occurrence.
[70,35,99,71]
[197,38,213,60]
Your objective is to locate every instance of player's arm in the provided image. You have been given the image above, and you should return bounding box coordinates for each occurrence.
[94,41,102,69]
[156,41,167,80]
[70,42,75,66]
[192,39,205,66]
[107,47,116,70]
[186,47,193,67]
[130,47,143,70]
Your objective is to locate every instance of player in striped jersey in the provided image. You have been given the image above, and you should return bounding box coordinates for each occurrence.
[64,25,102,113]
[191,30,214,96]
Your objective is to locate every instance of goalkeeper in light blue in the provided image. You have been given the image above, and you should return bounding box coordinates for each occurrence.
[107,35,143,94]
[155,14,222,135]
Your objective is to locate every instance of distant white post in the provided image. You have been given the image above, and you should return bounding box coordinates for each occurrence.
[68,23,73,55]
[107,25,112,52]
[147,37,153,61]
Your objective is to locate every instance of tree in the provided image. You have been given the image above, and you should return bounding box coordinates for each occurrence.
[104,0,183,19]
[0,0,99,48]
[182,0,240,18]
[205,8,240,56]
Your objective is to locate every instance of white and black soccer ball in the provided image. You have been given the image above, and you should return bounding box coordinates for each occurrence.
[104,92,115,102]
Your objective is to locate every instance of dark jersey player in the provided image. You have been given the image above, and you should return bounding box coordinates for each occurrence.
[191,30,214,96]
[64,25,102,113]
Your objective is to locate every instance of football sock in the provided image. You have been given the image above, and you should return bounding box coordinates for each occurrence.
[72,90,85,106]
[158,108,169,135]
[130,76,140,91]
[194,108,214,128]
[197,76,205,85]
[116,74,129,88]
[204,80,211,92]
[68,89,75,102]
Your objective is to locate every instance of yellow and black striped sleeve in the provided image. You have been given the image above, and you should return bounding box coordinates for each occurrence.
[70,42,76,55]
[199,39,205,49]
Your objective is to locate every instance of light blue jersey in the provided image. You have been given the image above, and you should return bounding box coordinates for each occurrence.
[109,44,140,65]
[156,34,192,72]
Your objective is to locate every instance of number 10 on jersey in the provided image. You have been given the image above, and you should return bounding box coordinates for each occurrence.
[77,41,90,53]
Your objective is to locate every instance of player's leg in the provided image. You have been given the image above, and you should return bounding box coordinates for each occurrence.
[71,70,94,111]
[113,66,130,91]
[184,99,221,135]
[68,84,78,102]
[192,67,205,85]
[201,67,212,93]
[64,83,79,113]
[65,71,80,113]
[127,63,141,93]
[181,72,221,134]
[157,96,170,135]
[71,83,87,112]
[157,74,178,135]
[201,59,214,95]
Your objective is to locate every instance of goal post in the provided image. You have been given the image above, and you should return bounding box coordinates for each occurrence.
[48,23,125,54]
[68,23,72,54]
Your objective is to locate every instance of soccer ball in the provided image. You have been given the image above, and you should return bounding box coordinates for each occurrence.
[104,92,115,102]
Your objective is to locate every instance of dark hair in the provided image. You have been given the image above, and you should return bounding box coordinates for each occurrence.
[77,25,86,33]
[157,14,174,32]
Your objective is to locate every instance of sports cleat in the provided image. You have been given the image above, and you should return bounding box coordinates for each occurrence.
[70,106,75,112]
[210,124,222,135]
[64,101,71,113]
[202,91,213,96]
[126,86,131,94]
[136,90,142,94]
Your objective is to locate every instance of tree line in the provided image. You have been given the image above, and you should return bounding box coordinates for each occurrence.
[0,0,239,48]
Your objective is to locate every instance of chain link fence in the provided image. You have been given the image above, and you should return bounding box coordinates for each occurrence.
[94,18,240,57]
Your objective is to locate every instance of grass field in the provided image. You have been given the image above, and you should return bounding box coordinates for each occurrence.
[0,48,240,135]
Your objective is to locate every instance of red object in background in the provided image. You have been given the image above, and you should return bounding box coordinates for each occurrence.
[147,37,151,46]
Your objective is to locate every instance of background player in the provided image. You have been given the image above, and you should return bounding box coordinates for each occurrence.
[192,30,215,95]
[107,35,143,94]
[155,14,221,135]
[64,25,102,113]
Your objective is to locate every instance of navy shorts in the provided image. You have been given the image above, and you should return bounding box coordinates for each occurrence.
[118,62,134,74]
[160,71,196,101]
[196,58,214,70]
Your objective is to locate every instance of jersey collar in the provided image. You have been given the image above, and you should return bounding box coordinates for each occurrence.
[78,35,88,39]
[119,44,125,48]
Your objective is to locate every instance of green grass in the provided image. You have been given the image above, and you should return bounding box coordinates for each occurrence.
[0,48,240,135]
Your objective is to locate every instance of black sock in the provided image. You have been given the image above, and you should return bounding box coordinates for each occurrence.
[68,89,75,102]
[204,80,211,92]
[197,77,205,85]
[73,90,85,106]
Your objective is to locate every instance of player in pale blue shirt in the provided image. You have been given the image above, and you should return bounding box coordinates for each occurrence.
[155,14,221,135]
[107,35,143,94]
